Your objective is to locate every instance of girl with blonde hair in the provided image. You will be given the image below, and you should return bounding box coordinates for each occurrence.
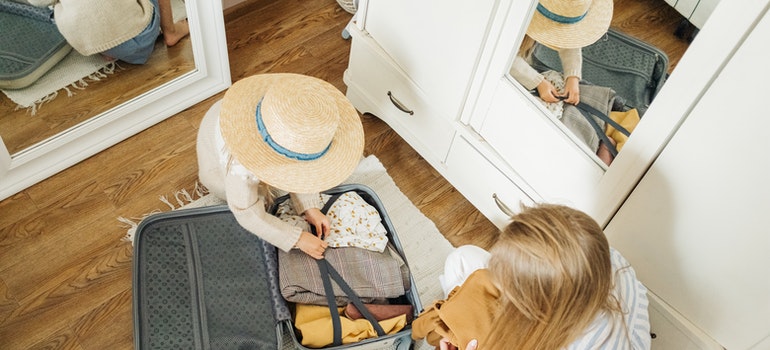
[412,203,650,349]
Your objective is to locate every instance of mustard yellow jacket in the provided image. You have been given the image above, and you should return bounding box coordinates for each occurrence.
[411,269,499,349]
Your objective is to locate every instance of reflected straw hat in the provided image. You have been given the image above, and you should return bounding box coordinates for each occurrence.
[219,73,364,193]
[527,0,613,49]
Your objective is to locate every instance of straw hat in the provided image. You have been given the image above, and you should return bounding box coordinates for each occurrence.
[527,0,613,49]
[219,73,364,193]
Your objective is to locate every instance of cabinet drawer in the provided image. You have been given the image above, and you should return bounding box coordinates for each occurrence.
[445,134,533,229]
[361,0,496,120]
[477,80,604,208]
[345,30,454,163]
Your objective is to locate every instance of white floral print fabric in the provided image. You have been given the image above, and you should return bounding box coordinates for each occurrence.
[540,70,566,119]
[275,191,389,252]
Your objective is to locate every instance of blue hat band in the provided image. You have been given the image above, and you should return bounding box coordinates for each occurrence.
[537,3,587,24]
[255,99,331,161]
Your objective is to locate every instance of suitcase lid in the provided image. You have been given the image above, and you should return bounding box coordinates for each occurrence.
[133,205,289,349]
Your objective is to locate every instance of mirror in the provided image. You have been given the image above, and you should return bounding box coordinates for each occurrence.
[0,0,231,200]
[0,0,193,155]
[505,0,700,167]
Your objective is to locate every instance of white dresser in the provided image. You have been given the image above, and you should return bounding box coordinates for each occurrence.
[345,0,770,348]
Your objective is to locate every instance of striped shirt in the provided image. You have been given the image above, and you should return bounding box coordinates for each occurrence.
[566,248,651,350]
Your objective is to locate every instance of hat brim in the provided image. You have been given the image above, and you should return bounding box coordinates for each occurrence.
[527,0,613,49]
[219,73,365,193]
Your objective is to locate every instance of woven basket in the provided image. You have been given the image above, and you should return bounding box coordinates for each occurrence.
[336,0,356,14]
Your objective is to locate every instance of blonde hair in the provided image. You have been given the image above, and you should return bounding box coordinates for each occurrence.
[482,203,616,349]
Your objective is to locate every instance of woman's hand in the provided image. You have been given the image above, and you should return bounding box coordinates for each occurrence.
[295,231,328,259]
[439,338,478,350]
[561,76,580,105]
[303,208,331,239]
[536,79,561,103]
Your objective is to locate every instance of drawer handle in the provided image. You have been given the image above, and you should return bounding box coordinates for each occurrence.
[387,91,414,115]
[493,193,515,218]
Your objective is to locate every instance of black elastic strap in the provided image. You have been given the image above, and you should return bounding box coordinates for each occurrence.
[574,102,628,157]
[576,102,631,137]
[320,193,343,214]
[316,259,344,346]
[309,193,343,238]
[315,258,386,346]
[323,259,386,336]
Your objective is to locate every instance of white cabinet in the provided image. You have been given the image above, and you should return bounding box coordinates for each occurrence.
[345,34,455,163]
[344,0,497,169]
[444,134,534,228]
[345,0,769,348]
[360,0,495,121]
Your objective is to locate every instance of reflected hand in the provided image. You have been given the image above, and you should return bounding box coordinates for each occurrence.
[536,79,560,103]
[295,231,328,259]
[561,76,580,105]
[303,207,331,239]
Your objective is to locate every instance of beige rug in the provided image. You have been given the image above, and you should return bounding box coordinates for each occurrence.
[1,51,117,114]
[122,155,453,349]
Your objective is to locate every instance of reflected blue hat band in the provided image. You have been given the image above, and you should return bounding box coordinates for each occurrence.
[537,3,587,24]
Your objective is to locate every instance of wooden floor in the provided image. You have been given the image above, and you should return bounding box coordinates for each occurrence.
[0,0,691,348]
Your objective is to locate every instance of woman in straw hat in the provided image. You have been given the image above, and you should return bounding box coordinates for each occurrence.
[511,0,613,105]
[196,73,365,259]
[412,203,651,350]
[54,0,189,64]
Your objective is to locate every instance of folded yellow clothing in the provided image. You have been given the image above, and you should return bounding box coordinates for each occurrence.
[606,109,641,152]
[294,304,407,348]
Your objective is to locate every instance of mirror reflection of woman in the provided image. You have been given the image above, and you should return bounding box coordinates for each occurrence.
[52,0,190,64]
[510,0,613,105]
[510,0,618,165]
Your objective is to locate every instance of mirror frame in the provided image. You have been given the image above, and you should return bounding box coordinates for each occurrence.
[0,0,231,201]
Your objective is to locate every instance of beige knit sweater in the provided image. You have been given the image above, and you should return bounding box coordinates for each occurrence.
[510,47,583,91]
[197,100,324,253]
[54,0,154,55]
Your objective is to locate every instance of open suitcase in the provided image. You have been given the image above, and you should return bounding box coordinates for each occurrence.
[132,184,421,350]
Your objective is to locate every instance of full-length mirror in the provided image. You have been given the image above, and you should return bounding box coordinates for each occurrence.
[505,0,711,167]
[0,0,231,200]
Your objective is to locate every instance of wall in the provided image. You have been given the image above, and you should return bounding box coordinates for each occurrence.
[605,7,770,349]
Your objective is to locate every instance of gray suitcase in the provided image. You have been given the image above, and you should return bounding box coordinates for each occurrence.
[132,184,420,350]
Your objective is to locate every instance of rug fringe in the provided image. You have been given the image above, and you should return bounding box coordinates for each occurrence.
[119,181,210,243]
[14,60,122,116]
[117,211,162,243]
